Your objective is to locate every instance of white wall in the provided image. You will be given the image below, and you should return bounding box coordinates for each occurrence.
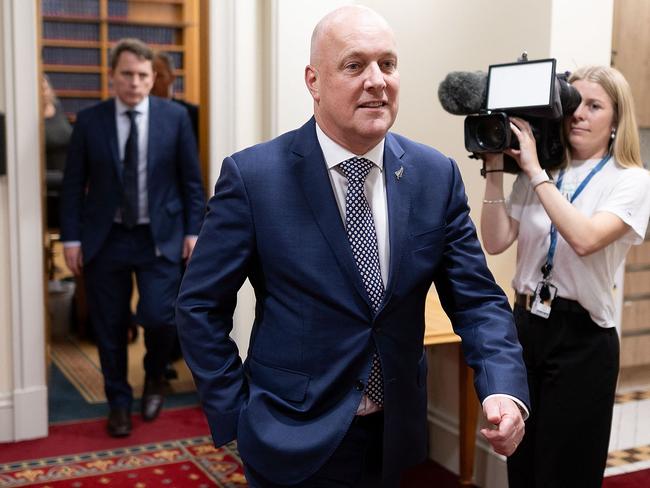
[0,0,13,436]
[210,0,265,184]
[269,0,352,136]
[550,0,614,69]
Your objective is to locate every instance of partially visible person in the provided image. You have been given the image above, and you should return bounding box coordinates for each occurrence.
[151,51,201,380]
[60,38,205,438]
[177,6,529,487]
[480,65,650,487]
[151,51,199,144]
[43,74,72,230]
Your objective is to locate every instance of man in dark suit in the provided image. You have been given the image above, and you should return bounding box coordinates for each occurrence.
[176,6,528,487]
[60,38,205,438]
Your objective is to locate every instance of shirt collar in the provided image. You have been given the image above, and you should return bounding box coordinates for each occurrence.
[115,96,149,117]
[315,123,384,171]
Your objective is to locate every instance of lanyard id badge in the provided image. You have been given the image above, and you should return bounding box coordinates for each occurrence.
[531,281,558,318]
[531,154,611,319]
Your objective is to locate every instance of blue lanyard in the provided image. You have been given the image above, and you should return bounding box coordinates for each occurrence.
[542,154,612,279]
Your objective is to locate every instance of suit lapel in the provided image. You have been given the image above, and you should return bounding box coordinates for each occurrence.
[103,100,121,181]
[292,119,372,310]
[381,134,410,307]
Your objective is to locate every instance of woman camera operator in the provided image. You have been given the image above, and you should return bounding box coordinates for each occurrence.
[480,65,650,487]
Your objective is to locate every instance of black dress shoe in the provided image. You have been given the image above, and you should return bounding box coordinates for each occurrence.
[107,408,132,437]
[141,378,167,421]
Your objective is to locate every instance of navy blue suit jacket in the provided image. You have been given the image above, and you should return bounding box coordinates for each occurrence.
[176,118,529,484]
[60,96,205,263]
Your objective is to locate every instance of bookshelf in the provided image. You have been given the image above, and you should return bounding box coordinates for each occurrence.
[620,230,650,368]
[39,0,200,121]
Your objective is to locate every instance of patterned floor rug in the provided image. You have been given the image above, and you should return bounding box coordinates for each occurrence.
[0,436,245,487]
[50,335,195,403]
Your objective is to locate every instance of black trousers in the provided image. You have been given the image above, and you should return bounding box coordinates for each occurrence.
[507,303,619,488]
[244,411,400,488]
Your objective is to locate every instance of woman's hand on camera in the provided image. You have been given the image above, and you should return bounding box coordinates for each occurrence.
[506,116,543,179]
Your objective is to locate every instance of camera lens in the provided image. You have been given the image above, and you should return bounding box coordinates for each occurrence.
[464,112,511,153]
[476,119,507,150]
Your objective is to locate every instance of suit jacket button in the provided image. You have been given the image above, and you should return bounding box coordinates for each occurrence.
[355,380,365,391]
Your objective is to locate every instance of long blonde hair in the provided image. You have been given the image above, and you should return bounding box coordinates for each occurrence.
[567,65,642,168]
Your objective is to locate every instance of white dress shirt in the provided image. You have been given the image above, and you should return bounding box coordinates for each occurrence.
[316,124,389,415]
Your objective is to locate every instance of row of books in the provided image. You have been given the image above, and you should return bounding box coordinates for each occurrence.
[42,0,99,18]
[43,20,180,45]
[43,21,99,41]
[166,51,183,70]
[42,0,129,19]
[43,48,183,69]
[173,76,184,94]
[47,72,102,92]
[108,0,129,18]
[43,47,101,66]
[109,24,179,45]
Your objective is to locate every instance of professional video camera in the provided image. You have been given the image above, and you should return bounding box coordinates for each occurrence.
[438,53,582,174]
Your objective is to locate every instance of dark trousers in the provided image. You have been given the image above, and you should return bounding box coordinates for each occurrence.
[83,224,181,409]
[244,411,400,488]
[507,303,619,488]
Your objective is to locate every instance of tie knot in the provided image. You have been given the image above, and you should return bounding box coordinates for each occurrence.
[125,110,138,122]
[339,157,374,182]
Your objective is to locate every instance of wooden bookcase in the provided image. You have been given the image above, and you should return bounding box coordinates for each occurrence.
[620,229,650,368]
[38,0,200,121]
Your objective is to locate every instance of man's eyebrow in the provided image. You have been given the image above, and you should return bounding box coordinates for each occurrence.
[340,49,398,61]
[120,69,150,75]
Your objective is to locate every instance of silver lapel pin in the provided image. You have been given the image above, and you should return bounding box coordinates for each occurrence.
[394,166,404,180]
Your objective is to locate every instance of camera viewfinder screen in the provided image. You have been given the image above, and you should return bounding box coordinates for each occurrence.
[486,59,555,111]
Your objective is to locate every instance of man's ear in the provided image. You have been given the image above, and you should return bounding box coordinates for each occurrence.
[305,65,320,102]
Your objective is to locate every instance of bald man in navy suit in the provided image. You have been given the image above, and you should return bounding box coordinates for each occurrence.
[177,7,528,487]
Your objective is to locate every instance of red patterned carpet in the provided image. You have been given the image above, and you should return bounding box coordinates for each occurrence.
[0,436,244,487]
[0,406,210,464]
[0,402,460,487]
[0,405,464,487]
[2,405,647,487]
[0,407,245,487]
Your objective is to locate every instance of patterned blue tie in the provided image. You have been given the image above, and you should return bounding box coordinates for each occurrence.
[122,110,139,229]
[339,157,384,406]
